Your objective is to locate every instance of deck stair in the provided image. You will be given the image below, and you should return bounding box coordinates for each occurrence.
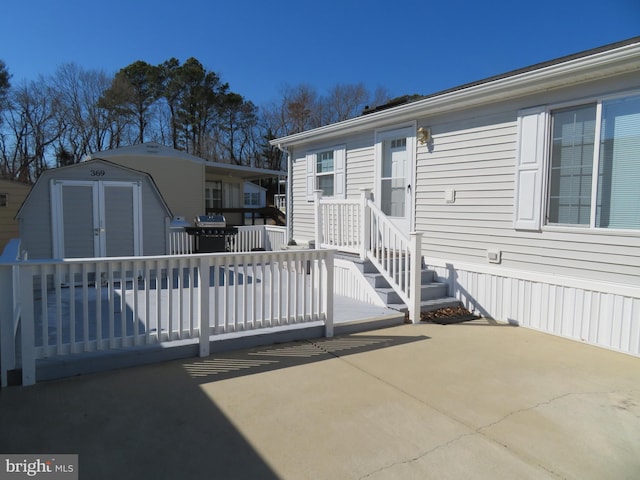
[336,253,461,314]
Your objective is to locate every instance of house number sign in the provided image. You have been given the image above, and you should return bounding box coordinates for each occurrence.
[90,169,106,176]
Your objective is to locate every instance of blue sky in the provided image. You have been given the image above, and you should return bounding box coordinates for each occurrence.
[1,0,639,108]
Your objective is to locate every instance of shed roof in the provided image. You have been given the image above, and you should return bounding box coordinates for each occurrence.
[88,142,285,180]
[16,158,173,218]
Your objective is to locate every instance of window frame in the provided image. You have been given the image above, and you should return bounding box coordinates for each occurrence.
[305,144,346,200]
[515,89,640,235]
[205,181,223,210]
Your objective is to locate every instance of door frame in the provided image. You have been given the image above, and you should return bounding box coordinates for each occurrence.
[374,121,417,233]
[51,179,143,258]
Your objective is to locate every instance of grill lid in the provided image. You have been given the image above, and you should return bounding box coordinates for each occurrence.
[195,215,226,227]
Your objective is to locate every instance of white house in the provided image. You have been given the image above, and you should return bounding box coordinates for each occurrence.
[243,181,267,210]
[272,37,640,356]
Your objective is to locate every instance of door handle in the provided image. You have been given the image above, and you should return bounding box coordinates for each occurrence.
[407,184,411,193]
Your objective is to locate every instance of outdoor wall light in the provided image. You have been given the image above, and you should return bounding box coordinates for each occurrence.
[417,127,432,145]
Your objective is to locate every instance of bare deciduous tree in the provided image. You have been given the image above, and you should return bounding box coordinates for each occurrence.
[0,78,64,181]
[52,63,113,163]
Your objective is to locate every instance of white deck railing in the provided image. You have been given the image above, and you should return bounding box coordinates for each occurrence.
[366,200,422,320]
[168,226,288,255]
[1,248,334,386]
[0,239,23,387]
[316,194,363,255]
[168,230,194,255]
[274,194,286,213]
[233,225,287,252]
[314,189,422,322]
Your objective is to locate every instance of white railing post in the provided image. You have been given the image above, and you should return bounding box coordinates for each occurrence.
[19,265,36,386]
[314,190,324,249]
[324,251,334,338]
[0,263,15,387]
[409,232,423,324]
[197,257,210,357]
[360,189,372,260]
[262,225,268,251]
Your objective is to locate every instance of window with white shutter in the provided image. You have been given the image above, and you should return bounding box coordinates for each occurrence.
[514,91,640,231]
[306,145,346,200]
[514,107,546,230]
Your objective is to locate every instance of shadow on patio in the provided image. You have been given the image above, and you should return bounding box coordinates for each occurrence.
[0,332,429,480]
[182,334,429,384]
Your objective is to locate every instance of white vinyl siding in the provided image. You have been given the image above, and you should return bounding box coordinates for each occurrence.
[290,82,639,287]
[414,106,640,287]
[281,52,640,356]
[431,263,640,356]
[415,113,516,260]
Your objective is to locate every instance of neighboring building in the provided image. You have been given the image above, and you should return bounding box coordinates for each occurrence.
[17,159,172,259]
[243,181,267,210]
[0,178,31,253]
[88,142,283,226]
[272,37,640,356]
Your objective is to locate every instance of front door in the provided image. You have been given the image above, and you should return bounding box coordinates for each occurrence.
[376,125,415,232]
[51,180,142,258]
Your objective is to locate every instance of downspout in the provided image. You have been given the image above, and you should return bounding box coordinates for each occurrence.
[276,144,295,245]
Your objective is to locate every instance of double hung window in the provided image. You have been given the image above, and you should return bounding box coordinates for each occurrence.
[548,94,640,229]
[205,181,222,210]
[315,150,335,196]
[514,92,640,231]
[305,145,346,200]
[244,192,261,206]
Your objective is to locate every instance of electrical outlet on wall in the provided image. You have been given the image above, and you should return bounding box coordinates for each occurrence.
[487,249,502,264]
[444,188,455,203]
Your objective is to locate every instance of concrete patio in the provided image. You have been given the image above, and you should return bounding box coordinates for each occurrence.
[0,319,638,479]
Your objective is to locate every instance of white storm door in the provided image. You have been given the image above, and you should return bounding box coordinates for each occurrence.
[376,126,415,232]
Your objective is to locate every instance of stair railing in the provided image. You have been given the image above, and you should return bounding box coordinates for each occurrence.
[314,189,423,322]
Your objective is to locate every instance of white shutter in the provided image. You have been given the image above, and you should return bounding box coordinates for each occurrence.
[334,146,346,199]
[514,107,546,230]
[306,153,315,201]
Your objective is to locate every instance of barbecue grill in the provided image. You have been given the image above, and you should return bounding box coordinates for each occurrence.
[185,215,237,253]
[194,215,226,228]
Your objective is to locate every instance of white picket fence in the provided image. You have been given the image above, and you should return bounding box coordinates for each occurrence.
[234,225,288,252]
[274,194,286,213]
[1,248,334,386]
[168,225,288,255]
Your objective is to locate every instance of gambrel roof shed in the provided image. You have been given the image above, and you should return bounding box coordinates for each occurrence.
[17,159,172,259]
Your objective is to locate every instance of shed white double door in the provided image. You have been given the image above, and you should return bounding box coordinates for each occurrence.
[51,180,142,258]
